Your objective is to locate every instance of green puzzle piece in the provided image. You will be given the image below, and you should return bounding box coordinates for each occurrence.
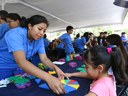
[76,67,86,72]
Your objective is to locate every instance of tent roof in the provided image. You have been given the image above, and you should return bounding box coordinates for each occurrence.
[0,0,127,32]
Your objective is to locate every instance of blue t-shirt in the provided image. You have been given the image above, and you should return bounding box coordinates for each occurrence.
[57,42,64,49]
[0,27,45,68]
[73,38,80,48]
[59,33,74,53]
[43,38,50,47]
[0,23,10,39]
[121,36,127,47]
[77,37,86,50]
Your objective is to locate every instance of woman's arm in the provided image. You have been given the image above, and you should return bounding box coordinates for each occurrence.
[13,51,65,95]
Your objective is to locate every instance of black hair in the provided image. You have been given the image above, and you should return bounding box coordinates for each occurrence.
[104,31,108,34]
[84,45,127,85]
[0,10,8,20]
[76,33,80,38]
[20,15,49,28]
[74,33,80,39]
[121,32,126,35]
[100,32,104,34]
[66,26,73,32]
[43,34,47,38]
[83,32,89,41]
[6,13,21,21]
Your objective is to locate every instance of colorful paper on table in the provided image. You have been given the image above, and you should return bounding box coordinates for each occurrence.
[61,79,80,93]
[35,79,80,93]
[52,61,65,65]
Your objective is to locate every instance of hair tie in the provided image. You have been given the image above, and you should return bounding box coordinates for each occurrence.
[107,48,112,54]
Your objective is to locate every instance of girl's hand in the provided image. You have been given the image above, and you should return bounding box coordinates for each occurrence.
[65,73,72,78]
[46,75,65,95]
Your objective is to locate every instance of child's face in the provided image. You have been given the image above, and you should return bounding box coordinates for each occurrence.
[85,61,100,79]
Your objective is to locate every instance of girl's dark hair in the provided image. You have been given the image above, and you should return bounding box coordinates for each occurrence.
[84,45,127,85]
[20,15,49,28]
[6,13,21,21]
[106,34,128,73]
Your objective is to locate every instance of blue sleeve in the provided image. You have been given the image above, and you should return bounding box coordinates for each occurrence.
[59,34,66,40]
[5,29,24,52]
[0,24,9,39]
[38,38,46,54]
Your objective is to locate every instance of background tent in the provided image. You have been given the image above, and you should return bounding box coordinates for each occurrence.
[0,0,128,32]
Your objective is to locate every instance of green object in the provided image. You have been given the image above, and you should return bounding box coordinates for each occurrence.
[76,67,86,72]
[81,64,85,68]
[66,55,70,62]
[8,76,30,84]
[38,63,47,70]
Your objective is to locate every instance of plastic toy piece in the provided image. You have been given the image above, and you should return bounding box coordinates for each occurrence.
[76,67,86,72]
[8,76,31,89]
[59,58,65,62]
[38,63,49,71]
[75,56,83,60]
[69,62,77,67]
[48,71,56,75]
[35,78,41,84]
[81,64,86,68]
[66,55,70,62]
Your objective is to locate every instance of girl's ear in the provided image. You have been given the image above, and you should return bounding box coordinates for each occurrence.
[98,65,104,73]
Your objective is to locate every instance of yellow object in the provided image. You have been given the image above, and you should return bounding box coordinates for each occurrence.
[48,71,56,75]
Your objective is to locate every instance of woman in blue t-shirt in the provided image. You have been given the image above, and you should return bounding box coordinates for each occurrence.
[0,15,65,95]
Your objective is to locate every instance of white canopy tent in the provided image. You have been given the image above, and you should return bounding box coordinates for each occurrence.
[0,0,127,32]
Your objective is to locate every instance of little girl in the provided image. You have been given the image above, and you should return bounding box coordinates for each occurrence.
[66,45,127,96]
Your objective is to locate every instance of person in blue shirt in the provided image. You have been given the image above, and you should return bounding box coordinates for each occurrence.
[0,15,65,95]
[0,13,22,40]
[121,32,128,48]
[0,10,8,24]
[73,33,80,52]
[43,34,50,49]
[56,26,75,55]
[0,23,9,39]
[0,10,9,39]
[77,32,89,52]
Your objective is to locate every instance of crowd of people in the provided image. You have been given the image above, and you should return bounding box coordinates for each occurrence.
[0,10,128,96]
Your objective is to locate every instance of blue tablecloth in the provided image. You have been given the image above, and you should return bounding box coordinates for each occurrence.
[0,56,92,96]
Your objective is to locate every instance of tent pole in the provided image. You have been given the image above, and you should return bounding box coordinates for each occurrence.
[2,0,5,10]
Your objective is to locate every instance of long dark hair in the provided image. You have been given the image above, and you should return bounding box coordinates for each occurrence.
[106,34,128,74]
[84,45,127,85]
